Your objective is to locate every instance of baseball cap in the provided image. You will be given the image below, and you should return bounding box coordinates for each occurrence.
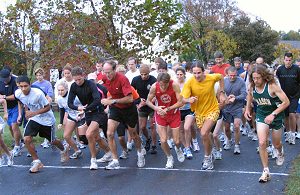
[0,69,11,82]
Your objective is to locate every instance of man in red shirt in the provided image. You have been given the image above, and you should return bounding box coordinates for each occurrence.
[101,60,146,170]
[146,72,185,169]
[210,51,231,76]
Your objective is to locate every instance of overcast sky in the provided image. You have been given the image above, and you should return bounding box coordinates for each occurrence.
[0,0,299,32]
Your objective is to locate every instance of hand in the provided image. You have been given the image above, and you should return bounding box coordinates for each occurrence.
[17,115,22,124]
[244,110,252,121]
[3,112,8,121]
[156,106,167,116]
[264,114,275,125]
[137,98,146,110]
[25,110,36,120]
[101,98,114,106]
[78,105,87,112]
[189,96,198,103]
[228,95,235,104]
[57,124,63,130]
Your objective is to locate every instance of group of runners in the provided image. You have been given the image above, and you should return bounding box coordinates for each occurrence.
[0,51,299,183]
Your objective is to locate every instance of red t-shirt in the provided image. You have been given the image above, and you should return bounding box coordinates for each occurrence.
[155,80,178,115]
[102,72,133,109]
[211,63,231,76]
[96,71,104,82]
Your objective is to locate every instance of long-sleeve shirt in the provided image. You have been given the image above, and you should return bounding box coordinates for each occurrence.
[68,79,102,112]
[224,76,247,112]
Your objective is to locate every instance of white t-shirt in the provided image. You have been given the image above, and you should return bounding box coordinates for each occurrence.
[15,88,55,126]
[125,69,140,84]
[57,93,83,120]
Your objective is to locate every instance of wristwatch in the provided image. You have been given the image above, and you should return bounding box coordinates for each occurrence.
[271,112,277,117]
[3,95,6,99]
[112,99,117,104]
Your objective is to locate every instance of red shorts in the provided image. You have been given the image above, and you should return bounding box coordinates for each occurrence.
[154,110,181,128]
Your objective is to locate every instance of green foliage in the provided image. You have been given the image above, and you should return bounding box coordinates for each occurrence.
[285,155,300,195]
[226,15,279,64]
[282,30,300,41]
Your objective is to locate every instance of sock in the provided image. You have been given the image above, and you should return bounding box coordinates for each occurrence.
[263,167,269,173]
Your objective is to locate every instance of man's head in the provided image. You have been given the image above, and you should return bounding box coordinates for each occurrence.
[71,66,85,86]
[139,64,151,80]
[227,66,238,82]
[256,57,264,65]
[103,60,117,81]
[127,57,137,72]
[284,52,293,67]
[16,75,31,95]
[0,68,11,84]
[214,51,224,65]
[191,61,205,81]
[234,57,242,69]
[157,72,170,91]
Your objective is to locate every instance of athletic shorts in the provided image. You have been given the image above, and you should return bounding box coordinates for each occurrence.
[109,104,138,128]
[180,109,194,121]
[7,106,19,126]
[223,109,243,124]
[256,114,284,130]
[155,110,181,128]
[67,115,86,128]
[139,109,154,118]
[85,111,108,134]
[116,122,128,137]
[284,97,298,116]
[195,110,220,128]
[24,120,55,142]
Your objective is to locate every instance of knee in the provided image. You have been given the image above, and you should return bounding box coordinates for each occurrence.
[63,134,71,140]
[258,140,267,148]
[85,131,93,140]
[24,136,32,144]
[201,131,209,139]
[106,132,115,140]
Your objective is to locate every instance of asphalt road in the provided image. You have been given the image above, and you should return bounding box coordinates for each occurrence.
[0,133,298,195]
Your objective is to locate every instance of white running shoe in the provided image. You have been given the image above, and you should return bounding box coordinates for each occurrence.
[167,139,173,149]
[29,159,44,173]
[276,147,284,166]
[90,158,98,170]
[60,146,69,163]
[12,146,21,157]
[233,145,241,154]
[202,155,214,170]
[119,150,129,159]
[97,151,113,163]
[127,141,133,151]
[285,131,291,142]
[192,139,200,152]
[137,152,145,168]
[40,139,50,149]
[259,170,271,183]
[105,160,120,170]
[289,133,296,145]
[6,152,14,166]
[175,147,185,162]
[0,156,5,167]
[165,155,174,169]
[252,134,258,141]
[214,150,222,160]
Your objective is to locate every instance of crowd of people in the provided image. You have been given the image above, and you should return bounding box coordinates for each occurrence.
[0,51,299,183]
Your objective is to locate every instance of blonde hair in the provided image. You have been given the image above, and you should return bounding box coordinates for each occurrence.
[34,68,44,75]
[56,80,69,91]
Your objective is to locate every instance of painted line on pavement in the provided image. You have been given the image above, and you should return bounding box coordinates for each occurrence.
[8,164,289,176]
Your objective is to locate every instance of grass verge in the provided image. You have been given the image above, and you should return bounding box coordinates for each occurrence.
[285,154,300,194]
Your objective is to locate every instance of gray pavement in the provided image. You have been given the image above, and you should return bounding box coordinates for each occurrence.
[0,134,298,195]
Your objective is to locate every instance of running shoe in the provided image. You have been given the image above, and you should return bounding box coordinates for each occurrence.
[6,152,14,166]
[119,150,129,159]
[105,160,120,170]
[12,146,21,157]
[276,147,284,166]
[150,145,157,154]
[192,139,200,152]
[60,146,69,163]
[137,151,145,168]
[175,146,185,162]
[185,148,193,160]
[145,137,152,151]
[127,141,133,151]
[259,170,271,183]
[165,155,174,169]
[202,155,214,170]
[97,151,112,163]
[29,159,44,173]
[233,145,241,154]
[40,139,50,149]
[214,150,222,160]
[90,158,98,170]
[167,139,173,149]
[289,133,296,145]
[69,150,83,159]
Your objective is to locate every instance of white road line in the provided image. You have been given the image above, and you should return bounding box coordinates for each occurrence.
[8,164,289,176]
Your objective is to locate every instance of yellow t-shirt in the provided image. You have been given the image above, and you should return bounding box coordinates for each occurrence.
[181,74,222,116]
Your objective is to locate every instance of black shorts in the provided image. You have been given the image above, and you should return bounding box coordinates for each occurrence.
[285,97,298,116]
[85,111,108,134]
[109,104,138,128]
[180,109,194,121]
[117,122,128,137]
[67,115,86,128]
[24,120,55,142]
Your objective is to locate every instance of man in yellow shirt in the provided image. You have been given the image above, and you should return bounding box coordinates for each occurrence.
[181,61,226,170]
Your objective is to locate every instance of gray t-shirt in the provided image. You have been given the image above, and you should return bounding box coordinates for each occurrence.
[15,88,55,126]
[57,93,82,120]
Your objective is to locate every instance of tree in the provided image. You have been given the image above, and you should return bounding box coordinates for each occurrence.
[281,30,300,41]
[174,0,241,63]
[273,43,300,65]
[226,15,279,64]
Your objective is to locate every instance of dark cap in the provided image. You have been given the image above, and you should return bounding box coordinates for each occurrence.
[0,69,11,82]
[214,51,224,58]
[234,57,241,62]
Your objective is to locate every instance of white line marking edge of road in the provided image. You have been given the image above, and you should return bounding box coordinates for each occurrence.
[3,164,289,176]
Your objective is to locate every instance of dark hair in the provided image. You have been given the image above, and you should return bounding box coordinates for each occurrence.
[154,57,166,66]
[128,57,137,64]
[71,66,84,76]
[191,61,205,72]
[104,60,117,70]
[97,57,106,64]
[16,75,30,84]
[214,51,224,58]
[185,62,192,72]
[249,64,275,87]
[157,72,170,83]
[284,52,293,58]
[175,67,186,75]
